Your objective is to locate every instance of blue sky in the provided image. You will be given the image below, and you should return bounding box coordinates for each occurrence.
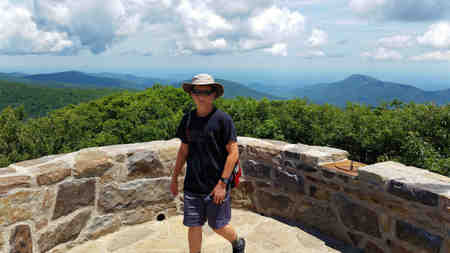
[0,0,449,89]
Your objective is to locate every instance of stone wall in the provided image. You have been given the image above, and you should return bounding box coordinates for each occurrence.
[0,140,184,253]
[0,137,449,253]
[232,137,450,253]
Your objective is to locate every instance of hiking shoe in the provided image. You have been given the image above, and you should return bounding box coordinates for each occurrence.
[232,237,245,253]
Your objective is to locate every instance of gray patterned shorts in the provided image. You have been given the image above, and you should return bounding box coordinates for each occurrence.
[183,190,231,229]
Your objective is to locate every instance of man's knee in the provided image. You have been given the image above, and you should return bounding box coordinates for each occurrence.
[189,225,203,231]
[210,222,228,232]
[211,226,221,233]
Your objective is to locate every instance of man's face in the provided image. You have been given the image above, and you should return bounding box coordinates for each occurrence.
[190,85,216,106]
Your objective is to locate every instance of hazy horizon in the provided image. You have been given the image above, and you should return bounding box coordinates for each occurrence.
[1,0,449,91]
[2,66,449,91]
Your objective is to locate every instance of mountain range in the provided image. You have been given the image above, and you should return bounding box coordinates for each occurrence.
[0,71,171,90]
[0,71,448,106]
[173,78,281,100]
[0,71,278,100]
[292,74,449,106]
[0,79,119,118]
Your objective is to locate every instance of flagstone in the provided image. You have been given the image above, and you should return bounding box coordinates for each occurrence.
[67,209,346,253]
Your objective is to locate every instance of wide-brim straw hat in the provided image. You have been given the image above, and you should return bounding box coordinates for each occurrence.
[182,73,224,98]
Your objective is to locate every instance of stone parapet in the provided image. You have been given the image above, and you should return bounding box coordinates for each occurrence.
[0,136,448,253]
[232,137,449,253]
[0,139,183,253]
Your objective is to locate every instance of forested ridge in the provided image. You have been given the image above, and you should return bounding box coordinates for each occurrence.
[0,84,448,176]
[0,80,125,118]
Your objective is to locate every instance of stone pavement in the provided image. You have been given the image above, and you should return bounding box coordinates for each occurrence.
[66,209,358,253]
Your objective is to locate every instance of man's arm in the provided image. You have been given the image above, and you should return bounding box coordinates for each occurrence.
[210,140,238,203]
[172,142,189,180]
[220,141,239,181]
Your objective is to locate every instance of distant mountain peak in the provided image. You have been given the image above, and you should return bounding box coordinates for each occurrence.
[27,70,85,77]
[345,74,378,82]
[60,70,84,75]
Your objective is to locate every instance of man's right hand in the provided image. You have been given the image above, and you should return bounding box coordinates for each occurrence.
[170,177,179,197]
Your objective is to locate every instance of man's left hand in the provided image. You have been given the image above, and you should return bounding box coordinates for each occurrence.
[210,181,227,204]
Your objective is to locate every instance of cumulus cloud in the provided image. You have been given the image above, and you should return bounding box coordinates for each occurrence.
[206,0,272,18]
[0,0,306,56]
[34,0,139,54]
[350,0,386,15]
[249,6,305,38]
[0,0,152,55]
[263,43,288,56]
[377,35,414,48]
[173,0,233,55]
[175,38,230,55]
[410,51,450,61]
[361,47,403,60]
[176,0,233,37]
[174,4,305,56]
[417,22,450,49]
[306,29,328,47]
[297,50,326,59]
[349,0,450,21]
[0,1,75,55]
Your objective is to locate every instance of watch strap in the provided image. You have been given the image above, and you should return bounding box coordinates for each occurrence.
[220,177,230,184]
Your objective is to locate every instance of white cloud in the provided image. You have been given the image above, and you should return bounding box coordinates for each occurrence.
[306,29,328,47]
[0,0,307,56]
[175,4,305,55]
[310,50,325,57]
[206,0,272,18]
[297,50,326,58]
[377,35,414,48]
[238,39,271,51]
[176,0,233,38]
[33,0,132,54]
[349,0,450,21]
[361,47,403,60]
[263,43,287,56]
[410,51,450,61]
[417,22,450,49]
[249,6,305,38]
[176,38,229,55]
[0,1,75,55]
[350,0,386,15]
[173,0,233,55]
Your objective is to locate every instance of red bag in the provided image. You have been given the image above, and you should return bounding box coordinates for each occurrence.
[231,160,242,188]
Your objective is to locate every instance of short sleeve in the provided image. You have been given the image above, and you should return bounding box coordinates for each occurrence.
[175,113,189,144]
[221,115,237,145]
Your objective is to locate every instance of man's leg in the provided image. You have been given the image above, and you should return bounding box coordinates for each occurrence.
[213,223,245,253]
[188,226,203,253]
[183,191,207,253]
[212,224,237,242]
[207,191,245,252]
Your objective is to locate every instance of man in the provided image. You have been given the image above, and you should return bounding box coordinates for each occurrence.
[170,73,246,253]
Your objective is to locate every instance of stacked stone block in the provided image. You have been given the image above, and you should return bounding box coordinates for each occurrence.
[0,136,449,253]
[0,139,183,253]
[231,137,450,253]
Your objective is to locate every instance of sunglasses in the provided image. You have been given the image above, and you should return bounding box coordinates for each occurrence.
[191,88,216,96]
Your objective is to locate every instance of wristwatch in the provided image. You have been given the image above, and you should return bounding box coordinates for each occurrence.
[219,177,230,185]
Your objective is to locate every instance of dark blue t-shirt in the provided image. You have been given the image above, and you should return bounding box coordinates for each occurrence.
[175,106,237,194]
